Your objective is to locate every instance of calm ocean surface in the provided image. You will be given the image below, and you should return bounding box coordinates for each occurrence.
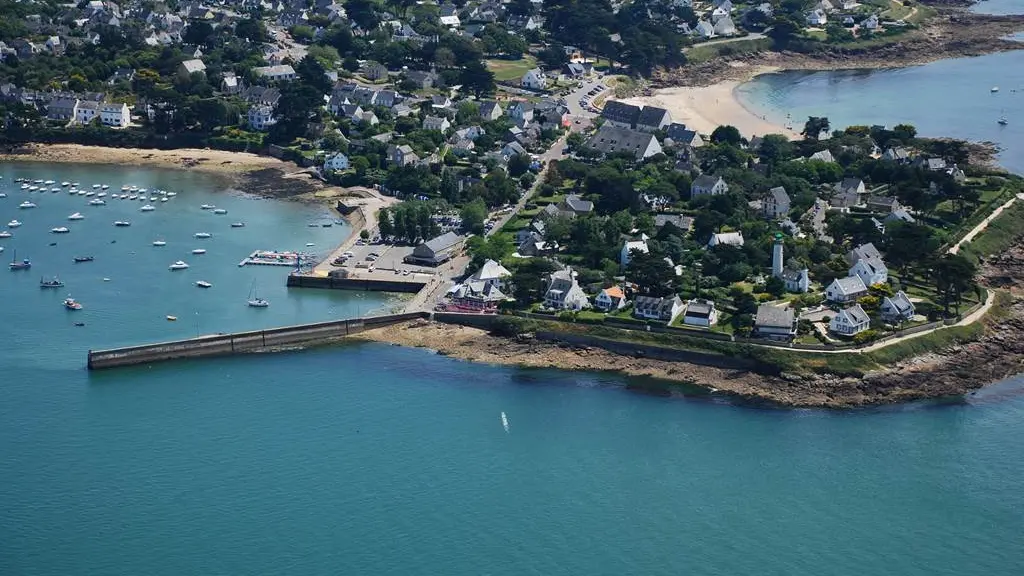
[736,45,1024,173]
[2,163,1024,574]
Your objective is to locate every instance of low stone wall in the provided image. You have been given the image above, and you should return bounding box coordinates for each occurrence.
[87,312,427,369]
[287,274,426,293]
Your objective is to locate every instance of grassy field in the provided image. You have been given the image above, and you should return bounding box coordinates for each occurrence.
[486,55,538,82]
[960,201,1024,263]
[684,38,772,64]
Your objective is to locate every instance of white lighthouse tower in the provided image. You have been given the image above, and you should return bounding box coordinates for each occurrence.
[772,233,784,278]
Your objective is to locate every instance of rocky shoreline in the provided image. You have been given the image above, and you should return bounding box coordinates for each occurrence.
[357,242,1024,408]
[655,11,1024,88]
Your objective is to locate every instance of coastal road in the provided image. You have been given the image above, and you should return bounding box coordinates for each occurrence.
[484,133,570,238]
[948,193,1024,255]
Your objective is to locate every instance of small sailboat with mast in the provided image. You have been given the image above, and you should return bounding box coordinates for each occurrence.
[247,281,269,308]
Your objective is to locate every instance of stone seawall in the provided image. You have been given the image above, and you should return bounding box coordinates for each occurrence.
[287,274,427,293]
[87,312,428,369]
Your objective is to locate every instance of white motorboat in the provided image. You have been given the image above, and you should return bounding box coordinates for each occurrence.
[77,190,87,196]
[231,222,245,228]
[88,199,106,206]
[85,191,95,197]
[101,184,109,190]
[194,232,212,238]
[139,205,155,212]
[50,187,60,192]
[20,184,29,190]
[114,221,131,227]
[139,188,148,193]
[62,181,70,187]
[196,280,212,288]
[166,192,177,197]
[992,86,999,93]
[19,201,36,209]
[129,195,138,200]
[169,260,189,270]
[68,212,84,220]
[121,185,130,192]
[0,231,11,238]
[149,196,157,201]
[7,220,22,227]
[51,227,70,234]
[160,197,168,202]
[97,192,106,198]
[200,204,215,210]
[212,208,228,215]
[152,240,166,246]
[44,180,55,185]
[191,248,207,255]
[0,192,6,198]
[28,186,38,191]
[92,184,101,189]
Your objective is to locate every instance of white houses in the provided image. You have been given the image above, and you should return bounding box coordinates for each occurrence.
[633,295,685,323]
[707,231,744,248]
[829,304,871,336]
[594,286,627,311]
[825,275,868,303]
[850,256,888,287]
[543,268,590,310]
[253,64,297,81]
[468,259,512,291]
[75,100,100,124]
[691,175,729,197]
[323,152,350,172]
[620,238,649,267]
[763,186,791,219]
[99,102,130,127]
[520,68,548,90]
[881,290,916,323]
[247,105,277,131]
[682,299,718,327]
[754,304,796,340]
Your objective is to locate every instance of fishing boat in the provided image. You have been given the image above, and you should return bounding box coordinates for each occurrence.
[63,296,83,310]
[169,260,189,270]
[19,201,36,209]
[152,240,166,246]
[51,227,70,234]
[194,232,212,238]
[114,221,131,227]
[88,199,106,206]
[73,256,94,263]
[40,276,64,288]
[8,220,22,227]
[230,222,246,228]
[9,251,31,270]
[140,204,155,212]
[212,208,228,215]
[68,212,84,220]
[200,204,215,210]
[191,248,207,255]
[247,281,269,308]
[196,280,212,288]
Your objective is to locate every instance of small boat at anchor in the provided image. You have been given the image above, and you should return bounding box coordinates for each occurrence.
[88,199,105,206]
[40,276,64,288]
[212,208,227,215]
[114,221,131,227]
[191,248,207,255]
[194,232,212,238]
[0,231,11,238]
[9,250,31,270]
[68,212,84,220]
[7,220,22,228]
[51,227,70,234]
[139,205,155,212]
[19,201,36,209]
[73,256,94,263]
[169,260,189,270]
[152,240,166,246]
[230,222,246,228]
[196,280,212,288]
[200,204,215,210]
[247,281,269,308]
[64,296,83,310]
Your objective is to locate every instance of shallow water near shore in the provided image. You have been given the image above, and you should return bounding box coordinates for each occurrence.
[4,164,1024,574]
[736,49,1024,173]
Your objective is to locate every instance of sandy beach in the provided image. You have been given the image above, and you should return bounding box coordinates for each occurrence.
[0,143,291,174]
[622,64,800,140]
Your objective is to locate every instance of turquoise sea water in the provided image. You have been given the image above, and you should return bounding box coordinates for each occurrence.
[736,49,1024,173]
[2,163,1024,574]
[973,0,1024,16]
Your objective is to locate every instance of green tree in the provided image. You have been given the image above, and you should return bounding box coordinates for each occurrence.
[510,258,558,306]
[626,251,676,296]
[460,198,489,234]
[802,116,831,140]
[235,18,269,43]
[710,125,742,145]
[932,254,976,315]
[461,60,496,97]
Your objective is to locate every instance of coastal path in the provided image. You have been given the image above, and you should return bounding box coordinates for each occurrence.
[948,193,1024,255]
[688,32,767,49]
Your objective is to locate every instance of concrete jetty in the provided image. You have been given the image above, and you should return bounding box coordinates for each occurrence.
[87,312,424,369]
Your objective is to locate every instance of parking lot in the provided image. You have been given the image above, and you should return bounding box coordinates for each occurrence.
[327,239,440,278]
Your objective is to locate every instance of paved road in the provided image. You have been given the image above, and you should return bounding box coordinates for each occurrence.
[688,32,766,49]
[948,193,1024,255]
[484,132,569,238]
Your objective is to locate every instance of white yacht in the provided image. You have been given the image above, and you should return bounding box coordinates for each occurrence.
[8,220,22,227]
[212,208,228,215]
[97,192,107,198]
[68,212,84,220]
[196,280,212,288]
[19,201,36,209]
[191,248,207,255]
[51,227,70,234]
[139,205,155,212]
[152,240,166,246]
[194,232,212,238]
[0,231,12,238]
[169,260,189,270]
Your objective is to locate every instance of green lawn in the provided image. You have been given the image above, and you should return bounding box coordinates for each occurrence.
[486,55,538,82]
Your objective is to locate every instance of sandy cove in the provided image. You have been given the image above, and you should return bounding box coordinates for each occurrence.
[622,64,800,140]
